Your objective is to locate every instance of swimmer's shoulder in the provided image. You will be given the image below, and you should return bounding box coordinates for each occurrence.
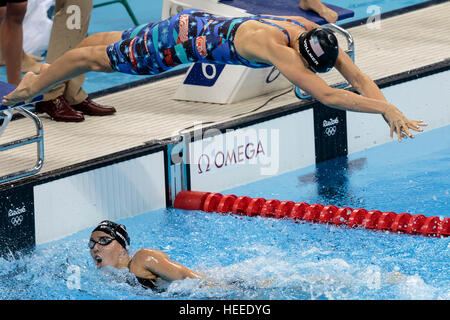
[130,248,168,278]
[132,248,169,265]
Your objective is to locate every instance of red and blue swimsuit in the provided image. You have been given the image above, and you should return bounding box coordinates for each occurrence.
[106,9,306,75]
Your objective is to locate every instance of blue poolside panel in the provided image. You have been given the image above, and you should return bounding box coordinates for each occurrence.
[219,0,354,24]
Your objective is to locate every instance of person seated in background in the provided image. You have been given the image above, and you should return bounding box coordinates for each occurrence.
[3,9,426,140]
[89,220,202,290]
[299,0,338,23]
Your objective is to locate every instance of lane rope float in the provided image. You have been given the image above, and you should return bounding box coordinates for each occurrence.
[174,191,450,238]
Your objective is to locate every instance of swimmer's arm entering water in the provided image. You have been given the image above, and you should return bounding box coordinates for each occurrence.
[2,45,113,106]
[333,48,387,102]
[133,249,203,282]
[266,43,427,141]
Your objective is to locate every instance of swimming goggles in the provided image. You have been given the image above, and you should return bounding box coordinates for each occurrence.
[88,236,115,249]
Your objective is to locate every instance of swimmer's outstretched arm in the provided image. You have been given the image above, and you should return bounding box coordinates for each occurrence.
[2,45,113,106]
[266,43,427,141]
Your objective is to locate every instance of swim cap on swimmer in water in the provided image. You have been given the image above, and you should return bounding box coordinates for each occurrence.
[298,28,339,73]
[92,220,130,250]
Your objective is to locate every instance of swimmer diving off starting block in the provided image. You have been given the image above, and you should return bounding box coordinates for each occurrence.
[2,9,427,141]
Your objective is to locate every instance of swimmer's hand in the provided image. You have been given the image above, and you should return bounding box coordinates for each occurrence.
[2,72,40,106]
[199,277,275,290]
[382,104,427,142]
[199,279,235,290]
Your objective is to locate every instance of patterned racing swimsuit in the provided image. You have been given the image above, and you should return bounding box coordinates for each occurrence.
[106,9,306,75]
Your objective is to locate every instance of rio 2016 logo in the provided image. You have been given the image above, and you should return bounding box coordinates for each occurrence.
[8,206,26,227]
[323,117,339,137]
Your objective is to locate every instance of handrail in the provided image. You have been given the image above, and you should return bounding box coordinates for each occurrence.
[0,106,44,184]
[93,0,140,26]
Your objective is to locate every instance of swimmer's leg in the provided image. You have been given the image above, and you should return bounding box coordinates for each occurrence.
[35,32,123,77]
[76,31,124,48]
[2,45,114,106]
[299,0,338,23]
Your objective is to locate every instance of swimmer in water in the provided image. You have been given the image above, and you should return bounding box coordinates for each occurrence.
[89,221,410,294]
[3,9,426,141]
[89,220,202,290]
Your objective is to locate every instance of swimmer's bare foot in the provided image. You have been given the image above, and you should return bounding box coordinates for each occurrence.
[26,53,44,62]
[39,63,51,74]
[21,54,43,73]
[2,71,40,106]
[299,0,338,23]
[0,53,44,73]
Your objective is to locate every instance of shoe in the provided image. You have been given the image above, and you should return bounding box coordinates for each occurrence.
[35,96,84,122]
[71,97,116,116]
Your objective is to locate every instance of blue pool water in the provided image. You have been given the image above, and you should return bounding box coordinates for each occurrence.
[0,0,446,301]
[1,125,448,300]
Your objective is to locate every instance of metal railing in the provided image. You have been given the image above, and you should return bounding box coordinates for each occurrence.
[93,0,140,26]
[0,106,44,184]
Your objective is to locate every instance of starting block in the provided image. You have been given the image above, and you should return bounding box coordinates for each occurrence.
[174,63,292,104]
[163,0,355,104]
[0,81,44,183]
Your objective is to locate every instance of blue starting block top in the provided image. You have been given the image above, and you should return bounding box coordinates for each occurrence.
[0,81,43,111]
[219,0,354,25]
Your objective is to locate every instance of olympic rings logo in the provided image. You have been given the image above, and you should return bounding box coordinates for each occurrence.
[10,215,24,227]
[324,126,337,136]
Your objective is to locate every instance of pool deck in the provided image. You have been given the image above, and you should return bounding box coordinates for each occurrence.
[0,1,449,182]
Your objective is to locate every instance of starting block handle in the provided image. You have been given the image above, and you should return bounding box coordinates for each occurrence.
[327,23,355,61]
[295,23,355,99]
[0,108,13,137]
[0,106,44,184]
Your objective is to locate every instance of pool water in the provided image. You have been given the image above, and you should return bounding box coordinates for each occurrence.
[1,125,448,300]
[0,0,446,301]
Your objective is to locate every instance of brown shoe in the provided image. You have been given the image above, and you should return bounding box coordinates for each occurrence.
[35,96,84,122]
[71,97,116,116]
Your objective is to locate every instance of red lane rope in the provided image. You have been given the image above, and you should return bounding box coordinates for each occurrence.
[174,191,450,238]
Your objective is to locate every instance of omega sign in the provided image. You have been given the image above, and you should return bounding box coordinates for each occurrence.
[197,140,265,174]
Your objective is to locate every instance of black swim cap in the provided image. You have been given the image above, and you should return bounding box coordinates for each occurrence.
[92,220,130,250]
[298,28,339,73]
